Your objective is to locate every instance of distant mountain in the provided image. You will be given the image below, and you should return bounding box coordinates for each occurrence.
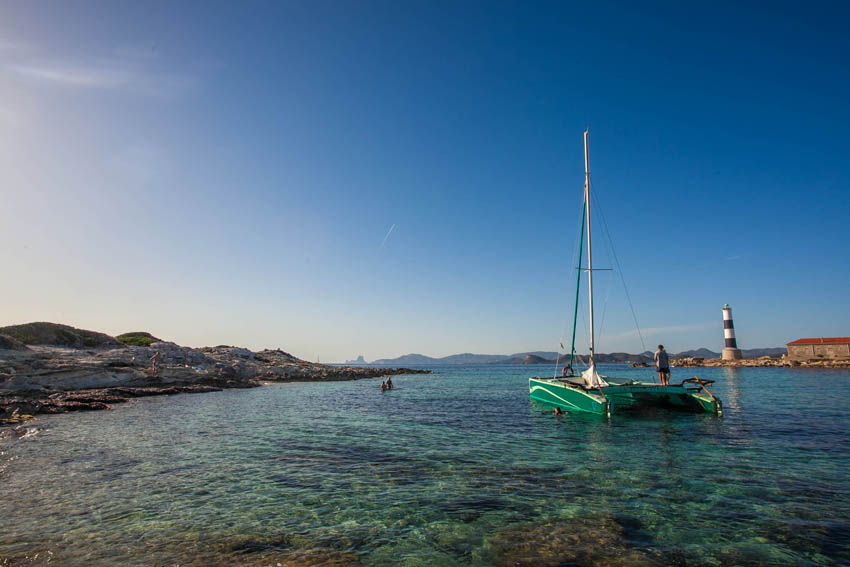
[372,351,565,365]
[672,347,786,359]
[344,355,367,365]
[741,347,786,358]
[370,353,443,365]
[514,354,551,364]
[675,348,720,358]
[371,347,786,366]
[440,353,515,364]
[597,352,654,363]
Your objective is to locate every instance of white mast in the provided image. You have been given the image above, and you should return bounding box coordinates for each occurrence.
[581,129,606,388]
[584,129,595,367]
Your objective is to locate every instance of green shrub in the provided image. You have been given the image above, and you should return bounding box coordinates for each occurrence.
[116,332,162,347]
[0,322,122,348]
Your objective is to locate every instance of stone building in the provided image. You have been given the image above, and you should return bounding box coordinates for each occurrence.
[786,337,850,361]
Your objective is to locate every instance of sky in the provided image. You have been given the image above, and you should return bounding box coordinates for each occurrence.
[1,1,848,361]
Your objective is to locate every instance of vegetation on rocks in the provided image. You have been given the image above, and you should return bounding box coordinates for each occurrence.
[0,334,29,351]
[0,322,123,349]
[116,332,162,347]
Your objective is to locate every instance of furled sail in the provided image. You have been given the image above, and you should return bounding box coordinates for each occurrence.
[582,364,608,388]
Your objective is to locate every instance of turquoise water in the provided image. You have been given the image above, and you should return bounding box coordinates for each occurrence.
[2,365,849,566]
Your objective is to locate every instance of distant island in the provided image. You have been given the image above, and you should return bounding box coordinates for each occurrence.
[365,347,787,366]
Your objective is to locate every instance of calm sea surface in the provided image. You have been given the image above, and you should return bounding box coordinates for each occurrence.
[2,365,849,566]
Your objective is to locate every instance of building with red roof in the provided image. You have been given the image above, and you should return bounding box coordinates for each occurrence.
[786,338,850,361]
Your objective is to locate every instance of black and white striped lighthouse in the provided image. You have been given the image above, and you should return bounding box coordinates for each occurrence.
[722,304,743,360]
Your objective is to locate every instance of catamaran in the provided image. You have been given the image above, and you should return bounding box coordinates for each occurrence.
[529,131,721,416]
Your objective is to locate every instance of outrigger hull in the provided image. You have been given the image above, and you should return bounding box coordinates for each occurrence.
[529,377,721,416]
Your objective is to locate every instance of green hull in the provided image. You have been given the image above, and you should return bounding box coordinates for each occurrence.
[529,377,721,416]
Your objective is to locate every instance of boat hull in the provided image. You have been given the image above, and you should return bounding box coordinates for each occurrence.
[529,377,610,415]
[529,377,721,416]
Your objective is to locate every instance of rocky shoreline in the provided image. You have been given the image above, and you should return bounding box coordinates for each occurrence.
[672,356,850,368]
[0,339,430,427]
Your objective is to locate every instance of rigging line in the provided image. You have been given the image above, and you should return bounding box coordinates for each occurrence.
[567,198,586,375]
[554,189,588,379]
[590,187,648,353]
[576,289,589,369]
[596,278,612,355]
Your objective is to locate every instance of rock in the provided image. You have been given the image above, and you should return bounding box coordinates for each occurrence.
[1,333,431,422]
[42,400,111,412]
[491,516,662,567]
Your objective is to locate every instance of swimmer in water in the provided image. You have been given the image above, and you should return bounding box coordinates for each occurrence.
[554,407,563,415]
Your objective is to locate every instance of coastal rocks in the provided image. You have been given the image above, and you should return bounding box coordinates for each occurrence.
[1,335,431,421]
[203,345,256,360]
[0,384,229,419]
[671,355,850,369]
[146,341,215,366]
[0,408,35,425]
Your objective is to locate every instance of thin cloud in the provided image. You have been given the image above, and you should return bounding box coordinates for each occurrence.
[603,322,716,341]
[2,45,197,98]
[7,63,131,88]
[379,224,396,249]
[5,62,195,97]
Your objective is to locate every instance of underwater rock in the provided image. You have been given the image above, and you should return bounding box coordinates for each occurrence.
[491,516,662,567]
[228,549,362,567]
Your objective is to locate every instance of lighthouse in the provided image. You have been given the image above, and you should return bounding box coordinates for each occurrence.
[721,304,743,360]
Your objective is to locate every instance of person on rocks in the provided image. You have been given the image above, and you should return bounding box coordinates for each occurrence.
[654,344,670,385]
[150,351,161,377]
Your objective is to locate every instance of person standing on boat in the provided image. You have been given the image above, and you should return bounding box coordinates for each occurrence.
[654,345,670,385]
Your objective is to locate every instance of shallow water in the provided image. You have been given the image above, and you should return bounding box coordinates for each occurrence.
[2,365,849,566]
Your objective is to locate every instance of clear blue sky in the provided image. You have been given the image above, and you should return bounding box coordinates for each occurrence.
[1,1,848,361]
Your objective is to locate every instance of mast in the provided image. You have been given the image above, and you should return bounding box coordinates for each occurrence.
[584,129,595,368]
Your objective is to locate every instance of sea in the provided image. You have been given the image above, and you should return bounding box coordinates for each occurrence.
[1,364,848,566]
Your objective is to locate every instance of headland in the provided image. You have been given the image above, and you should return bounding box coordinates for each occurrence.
[0,322,429,427]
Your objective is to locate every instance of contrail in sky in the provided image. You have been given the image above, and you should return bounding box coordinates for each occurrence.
[379,223,396,249]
